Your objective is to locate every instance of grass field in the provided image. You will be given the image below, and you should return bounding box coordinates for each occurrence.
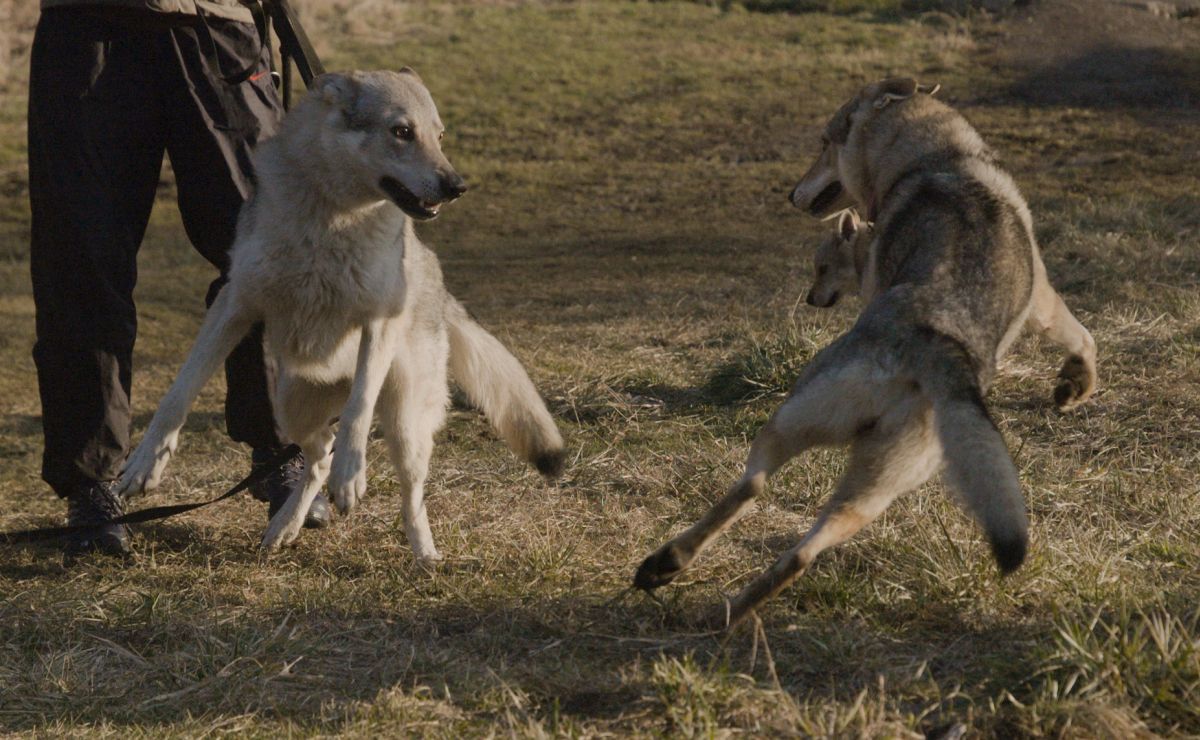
[2,0,1200,736]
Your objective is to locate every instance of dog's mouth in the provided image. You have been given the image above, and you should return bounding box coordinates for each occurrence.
[806,289,839,308]
[379,177,442,221]
[807,181,845,217]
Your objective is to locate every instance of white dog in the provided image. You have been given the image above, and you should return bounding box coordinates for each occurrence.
[118,69,565,560]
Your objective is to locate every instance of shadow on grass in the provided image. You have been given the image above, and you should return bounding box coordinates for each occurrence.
[1008,46,1200,113]
[0,586,1057,734]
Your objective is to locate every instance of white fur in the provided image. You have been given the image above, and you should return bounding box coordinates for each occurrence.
[118,71,564,558]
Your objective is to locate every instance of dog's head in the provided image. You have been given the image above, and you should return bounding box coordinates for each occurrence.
[806,209,867,308]
[311,69,466,219]
[790,78,939,218]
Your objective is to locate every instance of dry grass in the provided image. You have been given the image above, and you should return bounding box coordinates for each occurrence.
[1,1,1199,736]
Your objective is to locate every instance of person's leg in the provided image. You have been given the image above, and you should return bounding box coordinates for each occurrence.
[163,17,329,527]
[28,8,168,554]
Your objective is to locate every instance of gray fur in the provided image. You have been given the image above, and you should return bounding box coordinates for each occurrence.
[637,79,1097,631]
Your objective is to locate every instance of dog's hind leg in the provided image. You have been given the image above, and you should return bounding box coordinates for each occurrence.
[260,375,343,550]
[1027,265,1097,410]
[635,342,889,592]
[261,428,335,550]
[718,402,941,631]
[378,345,449,565]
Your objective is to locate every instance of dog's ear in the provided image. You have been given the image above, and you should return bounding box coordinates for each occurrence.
[314,73,360,111]
[838,209,859,242]
[398,66,423,83]
[871,78,941,110]
[872,77,918,109]
[824,97,857,144]
[314,73,370,129]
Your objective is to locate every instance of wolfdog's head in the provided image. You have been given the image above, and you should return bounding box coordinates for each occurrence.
[806,209,868,308]
[308,69,466,220]
[789,78,940,219]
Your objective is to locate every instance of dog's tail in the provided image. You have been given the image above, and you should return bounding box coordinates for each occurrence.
[910,328,1028,573]
[445,297,566,478]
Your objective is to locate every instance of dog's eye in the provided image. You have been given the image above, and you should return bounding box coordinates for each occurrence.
[391,125,414,142]
[438,131,445,141]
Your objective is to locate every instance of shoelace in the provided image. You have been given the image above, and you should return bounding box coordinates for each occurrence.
[67,484,125,526]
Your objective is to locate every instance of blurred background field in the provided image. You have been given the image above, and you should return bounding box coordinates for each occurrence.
[1,0,1198,736]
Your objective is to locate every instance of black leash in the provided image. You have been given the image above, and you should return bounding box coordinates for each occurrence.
[0,444,301,545]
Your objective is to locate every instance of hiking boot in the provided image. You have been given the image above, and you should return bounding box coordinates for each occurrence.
[65,481,131,557]
[250,447,332,529]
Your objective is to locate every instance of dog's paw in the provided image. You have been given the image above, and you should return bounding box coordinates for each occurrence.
[634,543,690,591]
[261,504,305,551]
[329,449,367,515]
[116,431,179,497]
[1054,354,1096,411]
[414,549,444,572]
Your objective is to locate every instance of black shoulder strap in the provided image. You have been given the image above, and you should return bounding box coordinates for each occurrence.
[263,0,325,108]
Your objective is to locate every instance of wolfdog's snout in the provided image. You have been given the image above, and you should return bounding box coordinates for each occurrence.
[440,173,468,201]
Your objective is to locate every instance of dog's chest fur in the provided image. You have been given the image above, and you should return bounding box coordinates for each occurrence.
[235,203,412,374]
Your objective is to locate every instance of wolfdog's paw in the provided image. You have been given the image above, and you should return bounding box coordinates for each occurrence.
[414,549,444,573]
[1054,355,1096,411]
[329,449,367,515]
[260,508,304,551]
[116,431,179,497]
[634,543,691,591]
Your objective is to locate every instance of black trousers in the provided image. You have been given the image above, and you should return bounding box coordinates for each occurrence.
[28,8,285,497]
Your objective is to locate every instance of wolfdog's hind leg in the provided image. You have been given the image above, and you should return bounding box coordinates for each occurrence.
[261,429,334,550]
[635,351,883,592]
[719,404,941,632]
[1028,275,1097,410]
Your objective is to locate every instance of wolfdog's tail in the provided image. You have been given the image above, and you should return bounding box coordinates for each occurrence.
[911,328,1028,573]
[445,297,566,478]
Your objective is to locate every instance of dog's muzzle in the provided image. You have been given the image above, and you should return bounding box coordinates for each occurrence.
[803,181,845,217]
[379,177,445,221]
[806,289,839,308]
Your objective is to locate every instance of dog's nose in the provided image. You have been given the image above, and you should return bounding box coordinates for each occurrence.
[805,291,817,306]
[441,175,468,200]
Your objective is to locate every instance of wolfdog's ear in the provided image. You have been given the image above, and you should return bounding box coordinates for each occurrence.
[837,209,860,241]
[825,97,856,144]
[872,77,919,109]
[398,66,424,83]
[314,73,360,111]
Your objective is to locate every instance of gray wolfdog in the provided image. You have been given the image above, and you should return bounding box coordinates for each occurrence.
[635,78,1098,631]
[118,69,565,559]
[806,209,874,309]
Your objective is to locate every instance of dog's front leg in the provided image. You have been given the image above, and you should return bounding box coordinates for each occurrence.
[328,318,395,515]
[117,286,257,496]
